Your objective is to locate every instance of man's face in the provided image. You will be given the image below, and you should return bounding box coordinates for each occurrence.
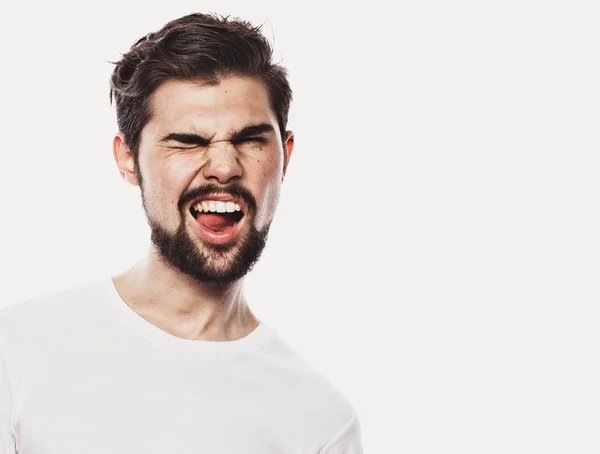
[117,76,293,285]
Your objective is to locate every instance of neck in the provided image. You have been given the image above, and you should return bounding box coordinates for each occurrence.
[111,246,259,342]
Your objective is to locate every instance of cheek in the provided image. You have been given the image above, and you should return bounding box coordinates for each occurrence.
[145,157,197,212]
[252,154,283,227]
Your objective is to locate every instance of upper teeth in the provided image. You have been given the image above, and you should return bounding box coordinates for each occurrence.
[194,201,241,213]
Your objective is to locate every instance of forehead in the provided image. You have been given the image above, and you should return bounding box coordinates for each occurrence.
[145,76,277,137]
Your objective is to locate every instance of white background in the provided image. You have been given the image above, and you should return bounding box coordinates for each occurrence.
[0,0,599,452]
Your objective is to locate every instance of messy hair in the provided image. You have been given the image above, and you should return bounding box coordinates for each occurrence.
[109,13,293,167]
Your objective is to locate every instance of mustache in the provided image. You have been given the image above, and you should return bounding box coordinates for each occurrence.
[179,183,257,215]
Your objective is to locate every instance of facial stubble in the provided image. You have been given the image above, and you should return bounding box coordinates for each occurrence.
[139,180,271,286]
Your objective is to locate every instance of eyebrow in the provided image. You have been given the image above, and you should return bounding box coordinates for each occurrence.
[159,123,276,146]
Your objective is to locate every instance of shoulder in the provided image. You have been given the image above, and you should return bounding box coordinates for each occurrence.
[0,278,110,348]
[257,325,360,443]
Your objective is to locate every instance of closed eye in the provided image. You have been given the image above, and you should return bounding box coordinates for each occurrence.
[166,137,267,149]
[236,137,267,144]
[171,145,204,150]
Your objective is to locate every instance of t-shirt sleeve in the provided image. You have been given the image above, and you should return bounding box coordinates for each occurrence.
[0,335,17,454]
[318,413,364,454]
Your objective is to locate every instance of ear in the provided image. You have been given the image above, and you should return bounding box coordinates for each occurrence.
[282,130,294,178]
[113,132,140,187]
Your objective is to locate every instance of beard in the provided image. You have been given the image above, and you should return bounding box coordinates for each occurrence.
[140,182,271,286]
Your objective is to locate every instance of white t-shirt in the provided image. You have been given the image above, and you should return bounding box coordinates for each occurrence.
[0,278,362,453]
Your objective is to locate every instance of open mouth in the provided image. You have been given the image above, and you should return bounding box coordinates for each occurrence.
[189,198,245,244]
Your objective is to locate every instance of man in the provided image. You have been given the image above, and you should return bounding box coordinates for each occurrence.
[0,12,363,454]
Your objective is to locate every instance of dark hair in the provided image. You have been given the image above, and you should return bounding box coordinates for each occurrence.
[109,13,293,167]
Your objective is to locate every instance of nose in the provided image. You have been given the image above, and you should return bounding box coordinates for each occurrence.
[202,141,243,184]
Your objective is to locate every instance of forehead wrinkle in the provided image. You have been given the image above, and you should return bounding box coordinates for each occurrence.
[146,78,278,143]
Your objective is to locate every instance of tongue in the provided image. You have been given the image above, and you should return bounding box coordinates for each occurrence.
[197,213,236,232]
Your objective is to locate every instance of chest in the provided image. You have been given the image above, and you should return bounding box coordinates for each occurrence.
[15,352,313,454]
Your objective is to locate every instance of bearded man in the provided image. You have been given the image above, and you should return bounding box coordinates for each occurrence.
[0,12,363,454]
